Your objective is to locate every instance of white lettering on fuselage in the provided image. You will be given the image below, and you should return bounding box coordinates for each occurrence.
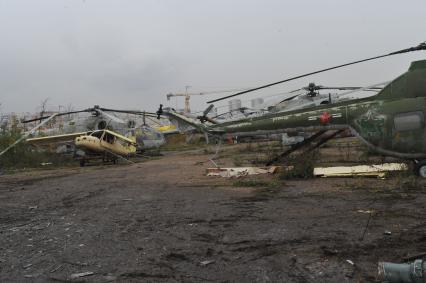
[272,116,289,122]
[227,122,252,129]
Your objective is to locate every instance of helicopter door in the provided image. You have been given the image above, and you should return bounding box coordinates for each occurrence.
[392,111,425,152]
[393,112,424,132]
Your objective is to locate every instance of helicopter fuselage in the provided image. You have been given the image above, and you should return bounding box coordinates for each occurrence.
[207,60,426,160]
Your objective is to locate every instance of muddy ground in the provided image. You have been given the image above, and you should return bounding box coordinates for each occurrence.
[1,144,426,282]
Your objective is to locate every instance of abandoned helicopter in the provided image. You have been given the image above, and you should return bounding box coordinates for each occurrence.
[21,105,166,151]
[0,105,167,165]
[158,42,426,177]
[26,129,138,166]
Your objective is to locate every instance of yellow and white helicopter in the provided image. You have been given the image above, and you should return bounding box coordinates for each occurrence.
[0,105,168,166]
[26,129,137,166]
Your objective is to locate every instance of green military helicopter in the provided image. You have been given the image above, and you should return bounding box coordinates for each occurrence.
[158,42,426,177]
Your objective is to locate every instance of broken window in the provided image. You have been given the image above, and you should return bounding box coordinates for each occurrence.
[394,111,424,131]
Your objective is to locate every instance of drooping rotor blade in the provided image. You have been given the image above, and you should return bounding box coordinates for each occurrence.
[21,109,91,123]
[338,81,391,98]
[21,106,160,124]
[273,88,307,102]
[207,41,426,103]
[100,108,140,113]
[100,108,159,119]
[289,88,303,93]
[21,115,55,123]
[197,88,252,95]
[197,104,217,124]
[282,94,301,102]
[99,107,154,115]
[203,104,215,117]
[314,86,383,91]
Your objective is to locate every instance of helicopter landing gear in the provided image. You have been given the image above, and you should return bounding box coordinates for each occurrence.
[414,160,426,178]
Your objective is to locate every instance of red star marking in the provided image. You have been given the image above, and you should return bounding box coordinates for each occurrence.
[319,112,331,124]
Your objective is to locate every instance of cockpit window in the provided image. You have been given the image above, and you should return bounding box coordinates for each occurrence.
[91,131,103,138]
[394,111,424,131]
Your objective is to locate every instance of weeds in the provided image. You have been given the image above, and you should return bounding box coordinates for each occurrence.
[279,151,318,179]
[0,131,75,171]
[233,156,243,166]
[342,180,372,190]
[395,173,424,190]
[232,178,286,203]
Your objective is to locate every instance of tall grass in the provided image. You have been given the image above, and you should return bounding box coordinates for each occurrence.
[0,130,74,171]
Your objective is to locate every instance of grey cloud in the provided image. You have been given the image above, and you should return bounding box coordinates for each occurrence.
[0,0,425,113]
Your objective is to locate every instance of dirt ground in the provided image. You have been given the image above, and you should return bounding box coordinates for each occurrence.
[1,146,426,282]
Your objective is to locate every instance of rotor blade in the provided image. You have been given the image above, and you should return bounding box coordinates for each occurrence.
[316,86,383,91]
[275,88,306,102]
[197,88,252,95]
[21,115,54,123]
[289,88,303,93]
[203,104,215,117]
[318,86,359,90]
[21,109,90,123]
[98,107,158,116]
[207,41,426,103]
[130,111,159,118]
[100,108,140,114]
[99,108,157,117]
[282,94,301,102]
[339,81,391,98]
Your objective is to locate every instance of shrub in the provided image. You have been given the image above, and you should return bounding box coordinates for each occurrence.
[0,130,75,171]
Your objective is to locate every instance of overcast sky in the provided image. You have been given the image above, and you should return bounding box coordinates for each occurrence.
[0,0,425,114]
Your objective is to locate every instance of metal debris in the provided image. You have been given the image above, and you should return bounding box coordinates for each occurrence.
[200,260,215,266]
[70,271,94,279]
[357,210,374,214]
[313,163,408,178]
[346,259,354,265]
[206,166,284,178]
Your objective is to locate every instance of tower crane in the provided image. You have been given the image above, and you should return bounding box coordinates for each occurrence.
[166,88,249,114]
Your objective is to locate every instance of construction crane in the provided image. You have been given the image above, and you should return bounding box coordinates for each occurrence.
[166,88,249,114]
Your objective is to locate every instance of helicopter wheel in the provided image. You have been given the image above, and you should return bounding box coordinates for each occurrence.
[414,160,426,178]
